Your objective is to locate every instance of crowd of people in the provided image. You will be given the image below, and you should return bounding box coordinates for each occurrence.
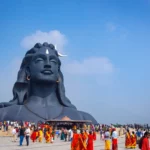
[0,121,150,150]
[103,127,150,150]
[0,121,97,150]
[125,129,150,150]
[71,129,96,150]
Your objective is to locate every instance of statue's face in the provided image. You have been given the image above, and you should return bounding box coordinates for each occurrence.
[28,47,59,83]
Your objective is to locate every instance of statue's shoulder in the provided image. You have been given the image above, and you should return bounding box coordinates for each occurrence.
[78,111,98,124]
[0,105,38,121]
[0,105,23,121]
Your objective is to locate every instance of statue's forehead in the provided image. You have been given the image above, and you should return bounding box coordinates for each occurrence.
[36,47,56,56]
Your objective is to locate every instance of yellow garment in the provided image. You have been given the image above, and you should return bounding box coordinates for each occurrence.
[84,132,88,142]
[38,130,43,143]
[45,131,51,143]
[105,140,111,150]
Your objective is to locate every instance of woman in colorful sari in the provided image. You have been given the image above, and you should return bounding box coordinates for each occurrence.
[79,130,87,150]
[87,131,94,150]
[60,128,65,140]
[104,129,111,150]
[125,129,132,149]
[38,129,43,143]
[71,130,80,150]
[45,128,51,143]
[30,129,37,142]
[131,131,136,149]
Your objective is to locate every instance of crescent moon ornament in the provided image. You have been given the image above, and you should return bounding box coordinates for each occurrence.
[55,45,67,57]
[57,52,67,57]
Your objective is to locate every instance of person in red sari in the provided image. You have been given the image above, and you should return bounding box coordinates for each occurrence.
[93,130,96,141]
[111,128,118,150]
[87,131,94,150]
[141,132,150,150]
[79,130,87,150]
[71,130,80,150]
[30,128,37,142]
[125,129,132,149]
[131,131,137,149]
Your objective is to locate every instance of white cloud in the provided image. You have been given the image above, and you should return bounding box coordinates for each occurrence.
[20,30,67,51]
[63,57,114,75]
[20,30,114,76]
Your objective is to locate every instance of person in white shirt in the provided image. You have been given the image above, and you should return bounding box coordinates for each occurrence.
[25,126,30,146]
[70,129,73,141]
[68,129,73,141]
[12,127,17,142]
[111,128,118,150]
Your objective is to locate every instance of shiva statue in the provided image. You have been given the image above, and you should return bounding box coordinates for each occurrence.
[0,42,97,124]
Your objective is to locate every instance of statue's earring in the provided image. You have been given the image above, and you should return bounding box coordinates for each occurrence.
[56,78,60,83]
[26,75,30,81]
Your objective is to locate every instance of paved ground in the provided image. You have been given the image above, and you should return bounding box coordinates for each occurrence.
[0,135,140,150]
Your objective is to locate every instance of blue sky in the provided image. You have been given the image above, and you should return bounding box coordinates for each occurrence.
[0,0,150,124]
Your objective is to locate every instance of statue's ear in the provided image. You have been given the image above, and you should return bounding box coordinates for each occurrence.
[25,67,30,78]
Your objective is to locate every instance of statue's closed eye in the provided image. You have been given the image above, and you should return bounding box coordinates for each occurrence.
[35,58,44,62]
[50,59,57,64]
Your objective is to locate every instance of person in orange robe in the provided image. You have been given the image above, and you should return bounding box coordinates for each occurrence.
[79,130,87,150]
[71,130,80,150]
[87,131,94,150]
[84,130,88,144]
[45,128,51,143]
[125,129,132,149]
[93,130,96,141]
[141,132,150,150]
[36,129,39,142]
[131,131,137,149]
[30,129,37,142]
[84,130,88,139]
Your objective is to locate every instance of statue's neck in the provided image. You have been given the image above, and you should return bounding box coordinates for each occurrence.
[27,82,61,106]
[29,82,57,98]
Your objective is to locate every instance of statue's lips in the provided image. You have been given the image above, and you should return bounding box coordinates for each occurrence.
[41,70,53,75]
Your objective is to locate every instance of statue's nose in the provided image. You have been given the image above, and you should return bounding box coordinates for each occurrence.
[44,64,51,68]
[44,58,51,68]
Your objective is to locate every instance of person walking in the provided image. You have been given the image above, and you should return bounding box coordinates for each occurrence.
[87,131,94,150]
[12,127,17,142]
[25,126,30,146]
[19,126,25,146]
[64,128,68,142]
[141,132,149,150]
[125,129,132,149]
[131,131,137,149]
[104,129,111,150]
[112,128,118,150]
